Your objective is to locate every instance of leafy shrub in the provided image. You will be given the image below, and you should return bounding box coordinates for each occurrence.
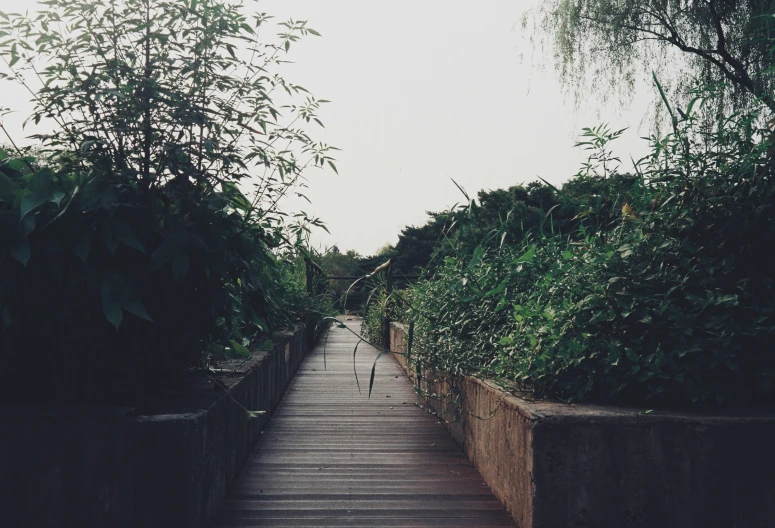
[360,290,384,345]
[360,286,406,346]
[317,246,368,312]
[0,0,335,405]
[408,86,775,406]
[273,254,338,343]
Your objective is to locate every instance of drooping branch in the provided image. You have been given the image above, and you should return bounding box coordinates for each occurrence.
[539,0,775,115]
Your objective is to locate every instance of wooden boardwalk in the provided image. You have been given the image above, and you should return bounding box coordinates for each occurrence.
[212,321,515,528]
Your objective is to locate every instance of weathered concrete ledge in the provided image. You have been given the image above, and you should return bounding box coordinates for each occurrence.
[0,326,311,528]
[390,322,775,528]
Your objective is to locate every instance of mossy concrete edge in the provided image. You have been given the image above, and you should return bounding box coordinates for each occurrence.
[390,322,775,528]
[0,325,311,528]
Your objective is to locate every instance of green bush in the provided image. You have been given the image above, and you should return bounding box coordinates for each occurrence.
[361,291,386,346]
[0,149,272,403]
[0,0,335,405]
[360,286,406,347]
[408,87,775,406]
[274,254,338,343]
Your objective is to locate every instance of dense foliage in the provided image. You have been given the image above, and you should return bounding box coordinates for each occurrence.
[363,182,573,277]
[0,0,335,404]
[316,246,368,311]
[360,281,406,346]
[405,87,775,406]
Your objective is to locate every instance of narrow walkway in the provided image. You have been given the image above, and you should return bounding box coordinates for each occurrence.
[213,321,515,527]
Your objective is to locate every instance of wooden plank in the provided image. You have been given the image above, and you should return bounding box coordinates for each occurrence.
[212,321,515,528]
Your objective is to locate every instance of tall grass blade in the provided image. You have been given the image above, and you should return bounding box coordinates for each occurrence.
[368,350,388,398]
[353,339,362,393]
[450,177,470,201]
[534,174,577,204]
[541,203,562,234]
[653,72,677,131]
[362,286,379,316]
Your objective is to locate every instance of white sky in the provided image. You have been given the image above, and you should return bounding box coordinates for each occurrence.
[0,0,659,255]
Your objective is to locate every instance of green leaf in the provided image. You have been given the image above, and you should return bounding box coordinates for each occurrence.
[80,139,96,153]
[514,245,536,264]
[468,245,485,269]
[9,42,19,67]
[0,173,17,201]
[484,279,508,298]
[499,336,514,345]
[221,181,251,211]
[10,240,30,266]
[229,339,252,358]
[20,169,55,219]
[100,276,124,330]
[368,350,388,398]
[102,298,123,330]
[20,191,46,220]
[116,222,145,253]
[171,254,190,285]
[352,339,362,393]
[150,232,190,270]
[714,294,739,306]
[0,163,23,180]
[73,236,91,263]
[123,296,154,323]
[50,191,65,206]
[99,273,148,330]
[103,231,118,254]
[248,309,267,332]
[652,72,677,128]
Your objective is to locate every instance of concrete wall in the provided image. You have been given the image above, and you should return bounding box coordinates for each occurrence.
[390,322,775,528]
[0,326,310,528]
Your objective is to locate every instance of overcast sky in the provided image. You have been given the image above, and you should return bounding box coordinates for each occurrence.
[0,0,658,255]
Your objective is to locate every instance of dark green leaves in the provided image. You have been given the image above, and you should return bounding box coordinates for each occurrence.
[20,168,58,219]
[171,255,190,286]
[9,240,29,266]
[513,245,536,264]
[150,232,198,272]
[0,0,334,404]
[229,339,251,358]
[0,173,18,201]
[221,181,251,211]
[115,223,145,254]
[468,245,485,269]
[401,85,775,406]
[8,42,19,67]
[99,273,154,330]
